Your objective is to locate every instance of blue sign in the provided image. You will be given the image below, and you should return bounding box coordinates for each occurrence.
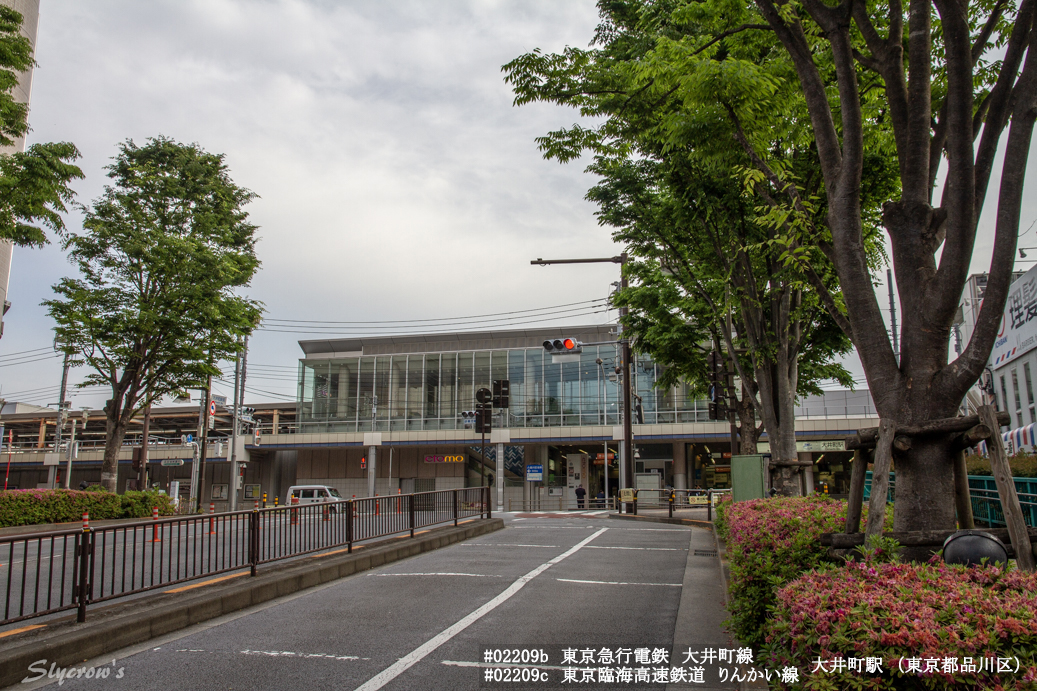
[186,434,193,443]
[526,464,544,482]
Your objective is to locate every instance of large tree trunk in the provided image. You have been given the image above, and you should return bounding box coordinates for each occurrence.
[101,413,129,492]
[737,383,758,454]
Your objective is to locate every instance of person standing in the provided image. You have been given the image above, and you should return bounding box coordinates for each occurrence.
[575,484,586,509]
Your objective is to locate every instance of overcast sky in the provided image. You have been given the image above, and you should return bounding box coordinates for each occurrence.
[0,0,1033,411]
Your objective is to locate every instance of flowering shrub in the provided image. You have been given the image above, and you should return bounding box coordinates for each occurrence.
[721,496,893,648]
[761,560,1037,689]
[0,489,174,528]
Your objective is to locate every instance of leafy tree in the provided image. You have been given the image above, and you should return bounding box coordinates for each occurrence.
[45,137,263,492]
[511,0,1037,538]
[0,6,82,250]
[504,3,893,492]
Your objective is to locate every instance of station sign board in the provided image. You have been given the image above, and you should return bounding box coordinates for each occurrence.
[525,463,543,481]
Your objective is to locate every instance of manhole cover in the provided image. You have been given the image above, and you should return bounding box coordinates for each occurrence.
[693,549,718,557]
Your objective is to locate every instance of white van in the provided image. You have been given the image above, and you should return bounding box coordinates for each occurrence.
[286,485,344,507]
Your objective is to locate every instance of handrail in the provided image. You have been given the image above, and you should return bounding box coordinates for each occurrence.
[0,486,492,626]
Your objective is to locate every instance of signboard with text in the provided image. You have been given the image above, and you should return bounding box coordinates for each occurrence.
[424,454,465,463]
[525,464,543,481]
[992,264,1037,368]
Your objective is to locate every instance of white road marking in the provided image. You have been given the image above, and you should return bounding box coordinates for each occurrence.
[441,660,574,672]
[584,546,685,551]
[556,578,682,587]
[241,649,368,660]
[459,544,560,548]
[353,528,609,691]
[511,526,687,532]
[369,572,502,578]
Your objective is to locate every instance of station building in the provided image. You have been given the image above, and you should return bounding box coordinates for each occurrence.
[0,325,879,509]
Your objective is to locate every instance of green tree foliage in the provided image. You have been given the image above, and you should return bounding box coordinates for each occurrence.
[45,137,263,491]
[0,6,82,249]
[504,2,895,490]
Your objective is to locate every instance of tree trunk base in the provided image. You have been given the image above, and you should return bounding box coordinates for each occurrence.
[100,472,117,493]
[773,466,803,496]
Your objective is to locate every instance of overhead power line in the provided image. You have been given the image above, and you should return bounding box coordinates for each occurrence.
[258,308,610,336]
[263,298,606,325]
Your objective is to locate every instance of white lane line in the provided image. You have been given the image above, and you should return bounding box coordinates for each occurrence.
[511,526,687,532]
[240,649,369,660]
[459,544,560,548]
[353,528,609,691]
[556,578,682,587]
[584,546,684,551]
[369,573,502,578]
[441,660,574,672]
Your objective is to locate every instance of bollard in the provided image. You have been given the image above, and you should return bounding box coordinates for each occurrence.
[262,492,268,509]
[209,502,216,534]
[353,495,358,516]
[323,504,330,522]
[375,493,380,516]
[290,496,299,525]
[254,500,259,511]
[82,511,90,532]
[151,506,161,542]
[397,488,402,514]
[274,495,279,507]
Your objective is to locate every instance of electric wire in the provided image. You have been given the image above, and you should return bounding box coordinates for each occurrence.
[262,298,607,325]
[258,308,610,335]
[0,346,54,360]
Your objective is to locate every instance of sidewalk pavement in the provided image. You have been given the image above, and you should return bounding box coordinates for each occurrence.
[614,513,765,691]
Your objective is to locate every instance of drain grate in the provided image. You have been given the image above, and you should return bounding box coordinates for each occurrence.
[693,549,718,557]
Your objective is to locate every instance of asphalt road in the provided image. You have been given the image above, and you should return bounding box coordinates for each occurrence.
[8,514,741,691]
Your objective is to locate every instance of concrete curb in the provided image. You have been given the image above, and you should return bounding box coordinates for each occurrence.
[0,518,503,688]
[608,512,714,530]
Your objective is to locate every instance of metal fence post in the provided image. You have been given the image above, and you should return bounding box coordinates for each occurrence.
[75,529,92,623]
[249,509,259,577]
[668,490,674,518]
[347,499,353,553]
[707,490,712,522]
[486,485,492,519]
[410,494,416,537]
[633,490,638,516]
[453,489,458,526]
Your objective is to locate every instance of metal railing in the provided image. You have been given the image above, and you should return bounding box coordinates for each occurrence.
[506,497,617,512]
[863,472,1036,528]
[626,489,725,518]
[0,487,490,627]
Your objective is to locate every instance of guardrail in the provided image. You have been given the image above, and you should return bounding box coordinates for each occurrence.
[0,486,490,627]
[863,472,1036,528]
[506,497,618,511]
[626,489,729,519]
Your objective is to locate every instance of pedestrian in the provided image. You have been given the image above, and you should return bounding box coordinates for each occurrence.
[575,484,586,509]
[596,489,605,509]
[78,480,88,490]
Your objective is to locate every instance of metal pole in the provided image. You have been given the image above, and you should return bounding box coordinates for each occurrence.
[496,441,504,512]
[139,405,151,490]
[367,445,377,497]
[64,419,77,489]
[619,253,633,504]
[230,342,241,511]
[50,351,71,488]
[197,373,212,510]
[887,268,899,363]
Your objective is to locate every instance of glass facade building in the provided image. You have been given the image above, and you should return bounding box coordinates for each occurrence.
[298,344,713,433]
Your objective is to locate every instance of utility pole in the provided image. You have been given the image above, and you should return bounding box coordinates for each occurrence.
[230,339,241,511]
[49,347,71,489]
[139,405,151,489]
[887,268,899,363]
[531,254,633,503]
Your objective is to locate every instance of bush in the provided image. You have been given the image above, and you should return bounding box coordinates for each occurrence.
[721,495,893,648]
[761,559,1037,689]
[966,452,1037,478]
[0,489,175,528]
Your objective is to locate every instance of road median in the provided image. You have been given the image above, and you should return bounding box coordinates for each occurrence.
[0,517,503,689]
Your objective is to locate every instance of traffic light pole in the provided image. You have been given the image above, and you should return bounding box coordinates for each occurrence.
[531,254,633,509]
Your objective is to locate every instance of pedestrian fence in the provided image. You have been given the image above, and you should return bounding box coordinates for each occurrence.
[506,497,618,512]
[626,489,730,520]
[0,487,490,627]
[863,472,1037,528]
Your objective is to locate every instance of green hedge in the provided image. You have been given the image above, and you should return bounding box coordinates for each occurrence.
[0,489,175,528]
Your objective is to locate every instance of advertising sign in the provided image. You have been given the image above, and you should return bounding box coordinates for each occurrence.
[992,264,1037,367]
[424,454,465,463]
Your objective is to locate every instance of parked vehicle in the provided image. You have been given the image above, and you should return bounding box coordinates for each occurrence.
[286,485,344,509]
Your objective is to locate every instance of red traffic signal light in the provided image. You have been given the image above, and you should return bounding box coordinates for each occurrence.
[360,457,367,470]
[543,338,583,354]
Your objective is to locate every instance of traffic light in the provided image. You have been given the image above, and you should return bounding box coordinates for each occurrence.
[461,410,476,428]
[707,350,724,420]
[475,403,492,433]
[493,379,510,408]
[542,337,582,354]
[360,456,367,470]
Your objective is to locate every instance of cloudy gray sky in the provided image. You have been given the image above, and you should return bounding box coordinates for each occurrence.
[0,0,1033,410]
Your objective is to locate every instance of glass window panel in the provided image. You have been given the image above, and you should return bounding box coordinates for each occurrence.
[474,351,491,398]
[580,348,602,425]
[491,350,508,384]
[440,353,456,427]
[544,355,561,422]
[1013,369,1022,413]
[1026,363,1035,406]
[425,354,440,420]
[526,348,544,425]
[374,356,390,428]
[407,355,423,422]
[507,350,525,419]
[358,357,375,430]
[330,358,358,424]
[457,352,475,416]
[390,356,407,422]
